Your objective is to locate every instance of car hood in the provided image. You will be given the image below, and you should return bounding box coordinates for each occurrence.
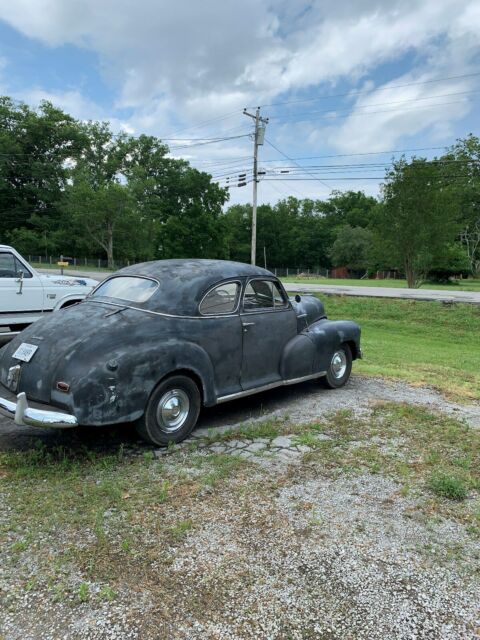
[0,300,157,403]
[39,273,98,288]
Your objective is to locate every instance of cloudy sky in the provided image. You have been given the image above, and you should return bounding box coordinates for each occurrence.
[0,0,479,205]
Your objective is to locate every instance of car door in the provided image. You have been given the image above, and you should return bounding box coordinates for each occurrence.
[0,250,44,314]
[240,278,297,390]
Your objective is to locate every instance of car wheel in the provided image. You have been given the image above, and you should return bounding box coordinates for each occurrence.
[136,375,201,446]
[320,343,352,389]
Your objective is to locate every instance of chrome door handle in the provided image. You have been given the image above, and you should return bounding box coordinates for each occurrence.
[242,321,255,332]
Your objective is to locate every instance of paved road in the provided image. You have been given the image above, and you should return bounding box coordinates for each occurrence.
[38,268,480,304]
[284,282,480,304]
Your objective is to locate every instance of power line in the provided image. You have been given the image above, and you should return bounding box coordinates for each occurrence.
[264,174,473,181]
[264,138,332,193]
[269,89,480,123]
[253,146,454,161]
[253,72,480,108]
[161,110,241,138]
[267,99,471,125]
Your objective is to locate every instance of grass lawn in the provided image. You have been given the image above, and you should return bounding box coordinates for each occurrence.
[282,276,480,292]
[321,295,480,402]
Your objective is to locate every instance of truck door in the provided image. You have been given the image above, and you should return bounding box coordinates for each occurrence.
[0,250,44,316]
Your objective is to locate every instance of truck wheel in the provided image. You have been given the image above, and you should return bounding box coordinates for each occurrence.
[320,343,352,389]
[136,375,201,446]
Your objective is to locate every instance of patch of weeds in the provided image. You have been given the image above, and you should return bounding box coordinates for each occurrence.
[169,519,193,540]
[153,480,169,503]
[99,585,117,602]
[293,433,322,449]
[0,442,124,478]
[11,539,30,553]
[452,456,472,470]
[400,483,411,497]
[204,419,284,444]
[143,450,154,462]
[428,472,468,501]
[194,453,246,487]
[51,582,67,603]
[23,577,37,593]
[121,538,133,553]
[77,582,90,603]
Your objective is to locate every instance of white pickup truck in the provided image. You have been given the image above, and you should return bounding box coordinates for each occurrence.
[0,245,97,336]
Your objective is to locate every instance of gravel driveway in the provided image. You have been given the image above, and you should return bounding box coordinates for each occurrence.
[1,377,479,639]
[1,376,479,452]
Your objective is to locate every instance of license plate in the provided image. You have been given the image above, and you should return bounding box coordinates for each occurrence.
[12,343,38,363]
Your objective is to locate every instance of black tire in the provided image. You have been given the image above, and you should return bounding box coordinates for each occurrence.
[320,343,352,389]
[136,375,201,446]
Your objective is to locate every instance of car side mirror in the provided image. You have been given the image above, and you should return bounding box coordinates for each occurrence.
[295,294,301,303]
[16,270,24,294]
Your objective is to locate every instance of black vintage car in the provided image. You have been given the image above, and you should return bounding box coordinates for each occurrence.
[0,260,361,445]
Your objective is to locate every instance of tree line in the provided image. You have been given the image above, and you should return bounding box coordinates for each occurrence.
[1,96,479,287]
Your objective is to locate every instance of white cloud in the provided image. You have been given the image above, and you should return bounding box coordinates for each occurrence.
[2,0,479,113]
[1,0,480,202]
[328,73,475,153]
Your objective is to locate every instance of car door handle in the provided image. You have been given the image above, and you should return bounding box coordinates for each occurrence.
[242,321,255,332]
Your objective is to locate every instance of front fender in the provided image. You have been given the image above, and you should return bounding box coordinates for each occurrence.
[52,294,87,311]
[307,319,361,371]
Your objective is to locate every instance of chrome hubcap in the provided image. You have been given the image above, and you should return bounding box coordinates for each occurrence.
[156,389,190,432]
[331,350,347,379]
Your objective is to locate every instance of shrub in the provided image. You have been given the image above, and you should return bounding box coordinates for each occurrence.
[428,471,468,500]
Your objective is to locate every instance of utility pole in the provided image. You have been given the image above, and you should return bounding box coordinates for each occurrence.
[243,107,268,265]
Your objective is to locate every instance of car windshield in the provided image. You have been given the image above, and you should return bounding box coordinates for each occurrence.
[91,276,158,303]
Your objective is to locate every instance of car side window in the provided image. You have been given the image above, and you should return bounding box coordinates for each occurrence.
[14,257,32,278]
[0,252,16,278]
[0,253,33,279]
[243,279,288,311]
[199,281,240,315]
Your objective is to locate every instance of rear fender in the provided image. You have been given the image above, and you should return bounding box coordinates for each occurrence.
[65,340,215,426]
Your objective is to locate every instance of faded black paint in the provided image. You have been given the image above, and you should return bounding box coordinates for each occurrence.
[0,260,361,427]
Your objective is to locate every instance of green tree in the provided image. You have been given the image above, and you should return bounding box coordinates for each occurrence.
[65,175,135,269]
[0,97,84,245]
[443,135,480,275]
[329,225,374,271]
[375,158,460,287]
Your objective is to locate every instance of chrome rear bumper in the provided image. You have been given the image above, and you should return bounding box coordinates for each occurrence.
[0,392,78,429]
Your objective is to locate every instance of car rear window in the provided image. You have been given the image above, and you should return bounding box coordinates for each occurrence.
[92,276,158,303]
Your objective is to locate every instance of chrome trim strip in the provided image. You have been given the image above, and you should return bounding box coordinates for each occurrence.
[216,371,327,404]
[87,299,241,320]
[0,392,78,429]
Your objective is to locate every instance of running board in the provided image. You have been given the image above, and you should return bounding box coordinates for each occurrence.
[216,371,326,404]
